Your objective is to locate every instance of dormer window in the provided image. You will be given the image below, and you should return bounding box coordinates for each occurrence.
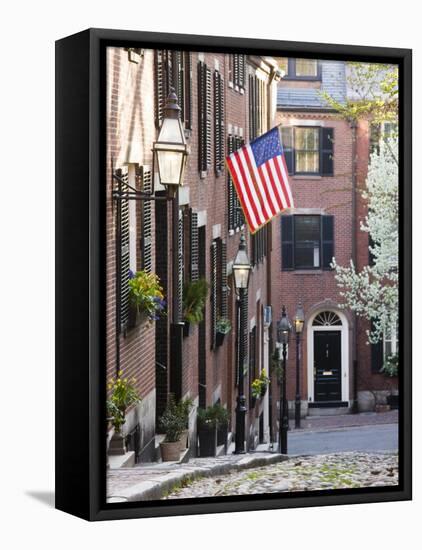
[284,58,321,81]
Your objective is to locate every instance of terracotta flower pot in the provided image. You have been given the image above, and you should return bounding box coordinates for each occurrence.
[178,429,189,451]
[160,440,182,462]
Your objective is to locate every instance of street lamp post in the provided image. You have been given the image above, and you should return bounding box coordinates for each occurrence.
[293,302,305,429]
[232,234,251,454]
[277,305,291,454]
[153,88,189,398]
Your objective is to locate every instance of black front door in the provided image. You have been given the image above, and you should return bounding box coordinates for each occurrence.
[314,331,341,402]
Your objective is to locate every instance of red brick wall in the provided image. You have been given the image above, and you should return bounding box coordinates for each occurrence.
[106,47,157,415]
[272,111,354,404]
[178,53,272,441]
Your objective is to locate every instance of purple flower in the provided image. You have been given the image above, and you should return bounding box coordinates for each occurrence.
[128,269,135,279]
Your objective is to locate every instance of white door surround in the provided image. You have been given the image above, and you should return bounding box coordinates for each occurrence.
[306,309,350,404]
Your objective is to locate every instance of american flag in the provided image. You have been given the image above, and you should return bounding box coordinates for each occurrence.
[226,126,294,234]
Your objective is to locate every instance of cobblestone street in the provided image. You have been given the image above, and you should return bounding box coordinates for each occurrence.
[163,452,398,499]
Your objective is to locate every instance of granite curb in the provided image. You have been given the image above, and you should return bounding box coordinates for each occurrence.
[107,452,289,503]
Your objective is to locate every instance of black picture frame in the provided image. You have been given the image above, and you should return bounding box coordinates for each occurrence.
[55,28,412,521]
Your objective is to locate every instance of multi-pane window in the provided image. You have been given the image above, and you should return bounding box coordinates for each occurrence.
[371,322,398,373]
[281,214,334,270]
[295,128,319,173]
[285,58,320,80]
[383,323,398,359]
[295,59,318,77]
[295,216,321,268]
[281,126,334,176]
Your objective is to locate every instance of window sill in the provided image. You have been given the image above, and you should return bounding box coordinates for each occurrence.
[293,269,323,274]
[292,175,322,180]
[283,76,322,82]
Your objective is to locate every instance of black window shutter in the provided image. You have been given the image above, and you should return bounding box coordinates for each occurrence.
[214,70,224,175]
[116,169,131,332]
[248,327,256,405]
[281,215,294,270]
[240,291,249,376]
[219,240,228,318]
[321,215,334,270]
[205,66,212,170]
[239,55,245,88]
[177,210,184,321]
[198,61,206,173]
[139,166,153,273]
[190,209,199,281]
[154,50,172,129]
[172,51,183,122]
[227,135,235,230]
[198,61,212,174]
[368,234,375,266]
[320,127,334,176]
[248,75,253,139]
[210,241,218,349]
[233,55,239,86]
[371,322,384,373]
[183,52,192,130]
[281,127,294,175]
[235,136,244,228]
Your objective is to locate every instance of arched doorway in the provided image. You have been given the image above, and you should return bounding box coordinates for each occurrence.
[307,310,350,404]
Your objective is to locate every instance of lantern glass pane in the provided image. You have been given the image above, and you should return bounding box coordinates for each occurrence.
[158,117,185,144]
[157,150,184,186]
[233,266,249,289]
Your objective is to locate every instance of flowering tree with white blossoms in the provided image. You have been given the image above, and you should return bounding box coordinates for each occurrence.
[332,138,398,345]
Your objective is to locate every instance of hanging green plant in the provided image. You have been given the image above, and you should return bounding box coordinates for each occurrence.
[128,270,166,323]
[183,278,209,325]
[216,317,232,335]
[251,368,270,399]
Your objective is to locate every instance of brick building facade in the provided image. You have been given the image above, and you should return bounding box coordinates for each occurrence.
[272,58,397,423]
[106,51,397,466]
[106,48,282,462]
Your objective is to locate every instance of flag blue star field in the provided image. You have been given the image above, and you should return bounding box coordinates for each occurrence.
[226,126,294,233]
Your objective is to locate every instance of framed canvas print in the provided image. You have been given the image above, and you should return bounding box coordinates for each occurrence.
[55,28,412,521]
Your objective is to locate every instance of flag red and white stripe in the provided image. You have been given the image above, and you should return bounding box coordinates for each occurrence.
[226,126,294,234]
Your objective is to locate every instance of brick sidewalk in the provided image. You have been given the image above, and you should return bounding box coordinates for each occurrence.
[289,410,398,432]
[107,452,287,503]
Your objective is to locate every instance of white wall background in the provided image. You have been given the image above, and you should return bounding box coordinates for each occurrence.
[0,1,419,548]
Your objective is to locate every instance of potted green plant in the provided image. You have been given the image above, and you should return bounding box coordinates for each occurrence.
[213,403,230,450]
[215,317,232,346]
[197,406,218,457]
[127,269,166,328]
[382,353,399,409]
[176,396,194,451]
[106,372,141,455]
[159,396,185,461]
[251,369,270,400]
[183,278,209,337]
